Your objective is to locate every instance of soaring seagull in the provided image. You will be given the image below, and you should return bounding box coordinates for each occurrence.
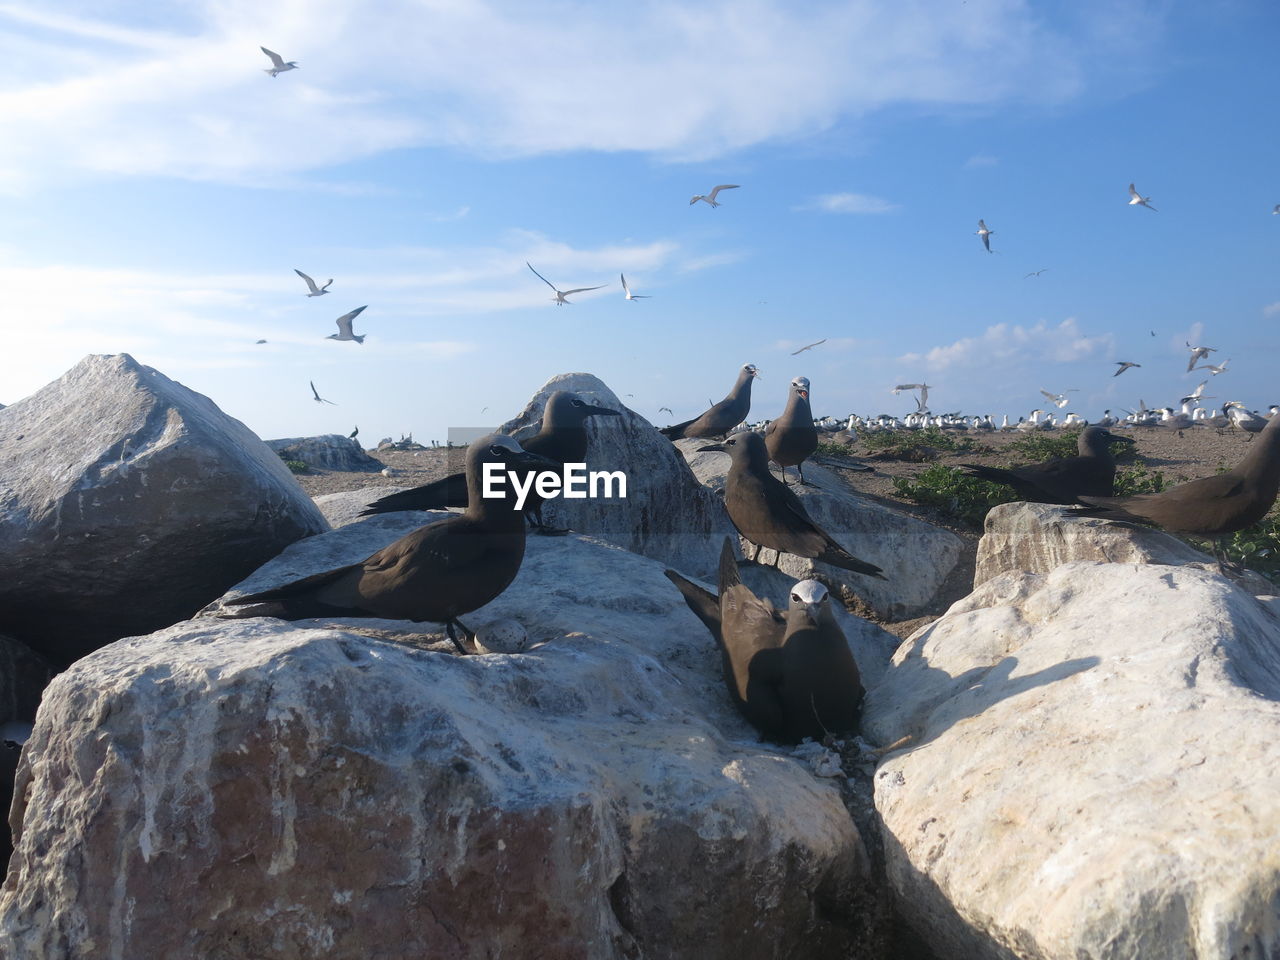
[1040,388,1079,409]
[1197,358,1231,376]
[976,219,995,253]
[690,184,740,207]
[790,339,827,356]
[294,269,332,297]
[261,47,298,77]
[620,273,650,300]
[1186,341,1217,372]
[310,380,336,405]
[1128,183,1157,211]
[327,306,368,343]
[526,262,606,306]
[1114,361,1141,377]
[1024,268,1049,279]
[893,383,931,413]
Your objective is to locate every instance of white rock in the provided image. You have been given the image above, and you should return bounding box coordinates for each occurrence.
[864,562,1280,960]
[266,434,383,472]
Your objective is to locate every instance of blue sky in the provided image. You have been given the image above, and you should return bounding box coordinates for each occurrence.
[1,1,1277,442]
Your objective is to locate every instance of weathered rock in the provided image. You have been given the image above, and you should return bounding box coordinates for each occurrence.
[2,527,898,959]
[678,439,966,620]
[267,435,384,473]
[312,488,411,528]
[496,373,733,580]
[0,634,56,863]
[0,354,330,665]
[863,562,1280,960]
[975,501,1278,595]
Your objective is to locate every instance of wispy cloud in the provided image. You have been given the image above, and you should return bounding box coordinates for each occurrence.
[0,0,1163,188]
[964,154,999,168]
[899,318,1114,371]
[1263,302,1280,318]
[795,192,898,214]
[677,251,745,274]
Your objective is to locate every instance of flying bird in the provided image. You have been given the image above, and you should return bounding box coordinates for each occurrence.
[1128,183,1157,211]
[620,273,650,301]
[1040,388,1079,409]
[310,380,336,405]
[893,383,931,413]
[260,47,298,77]
[294,269,332,297]
[327,305,368,343]
[1273,204,1279,215]
[790,339,827,356]
[1197,358,1230,376]
[976,219,995,253]
[254,339,267,345]
[1113,361,1141,377]
[1181,380,1214,405]
[690,184,740,208]
[659,406,673,416]
[1186,342,1217,372]
[1023,269,1048,279]
[526,262,606,306]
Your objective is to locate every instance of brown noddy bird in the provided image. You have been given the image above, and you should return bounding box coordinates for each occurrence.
[960,426,1136,504]
[1075,413,1280,560]
[764,375,818,485]
[700,431,885,579]
[224,435,558,653]
[659,363,759,440]
[358,391,621,533]
[665,538,864,744]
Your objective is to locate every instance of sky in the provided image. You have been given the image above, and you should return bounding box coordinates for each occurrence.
[0,0,1277,443]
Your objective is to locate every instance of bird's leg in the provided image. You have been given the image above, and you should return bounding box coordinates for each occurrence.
[798,463,814,486]
[444,620,471,656]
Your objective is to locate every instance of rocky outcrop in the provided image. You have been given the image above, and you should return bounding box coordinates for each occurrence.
[0,634,56,861]
[498,373,733,580]
[267,435,384,472]
[863,562,1280,960]
[3,527,898,959]
[311,488,409,527]
[975,501,1277,595]
[678,440,966,620]
[0,354,329,664]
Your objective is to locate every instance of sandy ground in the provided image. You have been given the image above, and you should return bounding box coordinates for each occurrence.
[290,425,1260,636]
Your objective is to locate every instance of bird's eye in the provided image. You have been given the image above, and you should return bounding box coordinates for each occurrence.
[488,444,503,456]
[727,438,737,445]
[571,398,584,406]
[791,593,800,603]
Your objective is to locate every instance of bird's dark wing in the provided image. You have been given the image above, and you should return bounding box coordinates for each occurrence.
[359,473,469,516]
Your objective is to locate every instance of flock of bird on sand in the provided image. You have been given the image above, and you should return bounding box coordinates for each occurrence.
[229,47,1280,745]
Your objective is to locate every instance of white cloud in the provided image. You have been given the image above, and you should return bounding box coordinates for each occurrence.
[795,192,898,214]
[899,318,1114,371]
[964,153,999,168]
[1263,302,1280,318]
[0,0,1162,187]
[677,251,745,274]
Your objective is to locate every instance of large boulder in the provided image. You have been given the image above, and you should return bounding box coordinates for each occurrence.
[677,440,966,620]
[975,502,1277,595]
[2,527,897,959]
[863,562,1280,960]
[494,373,733,580]
[0,354,329,665]
[267,435,384,472]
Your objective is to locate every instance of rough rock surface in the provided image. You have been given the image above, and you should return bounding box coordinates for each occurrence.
[267,435,384,473]
[863,562,1280,960]
[678,439,966,620]
[0,354,330,664]
[495,373,734,580]
[2,525,899,959]
[311,488,409,528]
[0,634,56,861]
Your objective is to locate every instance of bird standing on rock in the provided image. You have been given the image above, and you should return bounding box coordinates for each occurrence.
[660,364,759,440]
[764,376,818,485]
[224,435,559,654]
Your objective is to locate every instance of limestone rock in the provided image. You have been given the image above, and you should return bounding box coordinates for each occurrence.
[312,487,412,528]
[267,435,384,473]
[863,562,1280,960]
[497,373,733,580]
[0,354,329,664]
[975,501,1277,595]
[678,439,966,620]
[2,530,896,958]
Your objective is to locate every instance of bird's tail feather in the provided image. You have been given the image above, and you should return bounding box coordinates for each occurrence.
[664,569,721,640]
[818,546,886,580]
[359,473,468,517]
[659,419,696,440]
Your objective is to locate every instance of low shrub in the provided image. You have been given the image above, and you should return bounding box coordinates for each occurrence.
[860,427,989,462]
[1112,463,1166,496]
[891,465,1016,528]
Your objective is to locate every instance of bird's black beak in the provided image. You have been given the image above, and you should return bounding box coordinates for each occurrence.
[505,448,561,471]
[698,443,727,453]
[584,404,622,418]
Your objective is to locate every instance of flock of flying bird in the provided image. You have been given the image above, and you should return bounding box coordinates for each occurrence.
[233,44,1280,746]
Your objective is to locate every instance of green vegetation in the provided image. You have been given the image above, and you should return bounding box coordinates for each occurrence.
[1112,463,1166,497]
[1006,427,1137,463]
[891,465,1017,528]
[859,427,990,462]
[278,454,309,474]
[815,440,856,458]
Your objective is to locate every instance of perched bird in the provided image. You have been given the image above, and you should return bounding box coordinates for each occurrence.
[976,219,995,253]
[1040,388,1078,409]
[348,426,359,440]
[1114,361,1141,377]
[1186,342,1217,372]
[224,435,559,653]
[1023,269,1048,279]
[620,273,650,300]
[327,306,368,343]
[660,364,760,440]
[1228,402,1268,435]
[690,184,740,207]
[764,376,818,485]
[359,391,621,533]
[1197,359,1231,376]
[1128,183,1157,211]
[961,426,1135,504]
[699,432,884,579]
[526,262,606,306]
[1076,414,1280,567]
[294,269,332,297]
[260,46,298,77]
[893,383,931,413]
[790,339,827,356]
[310,380,336,405]
[665,538,864,744]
